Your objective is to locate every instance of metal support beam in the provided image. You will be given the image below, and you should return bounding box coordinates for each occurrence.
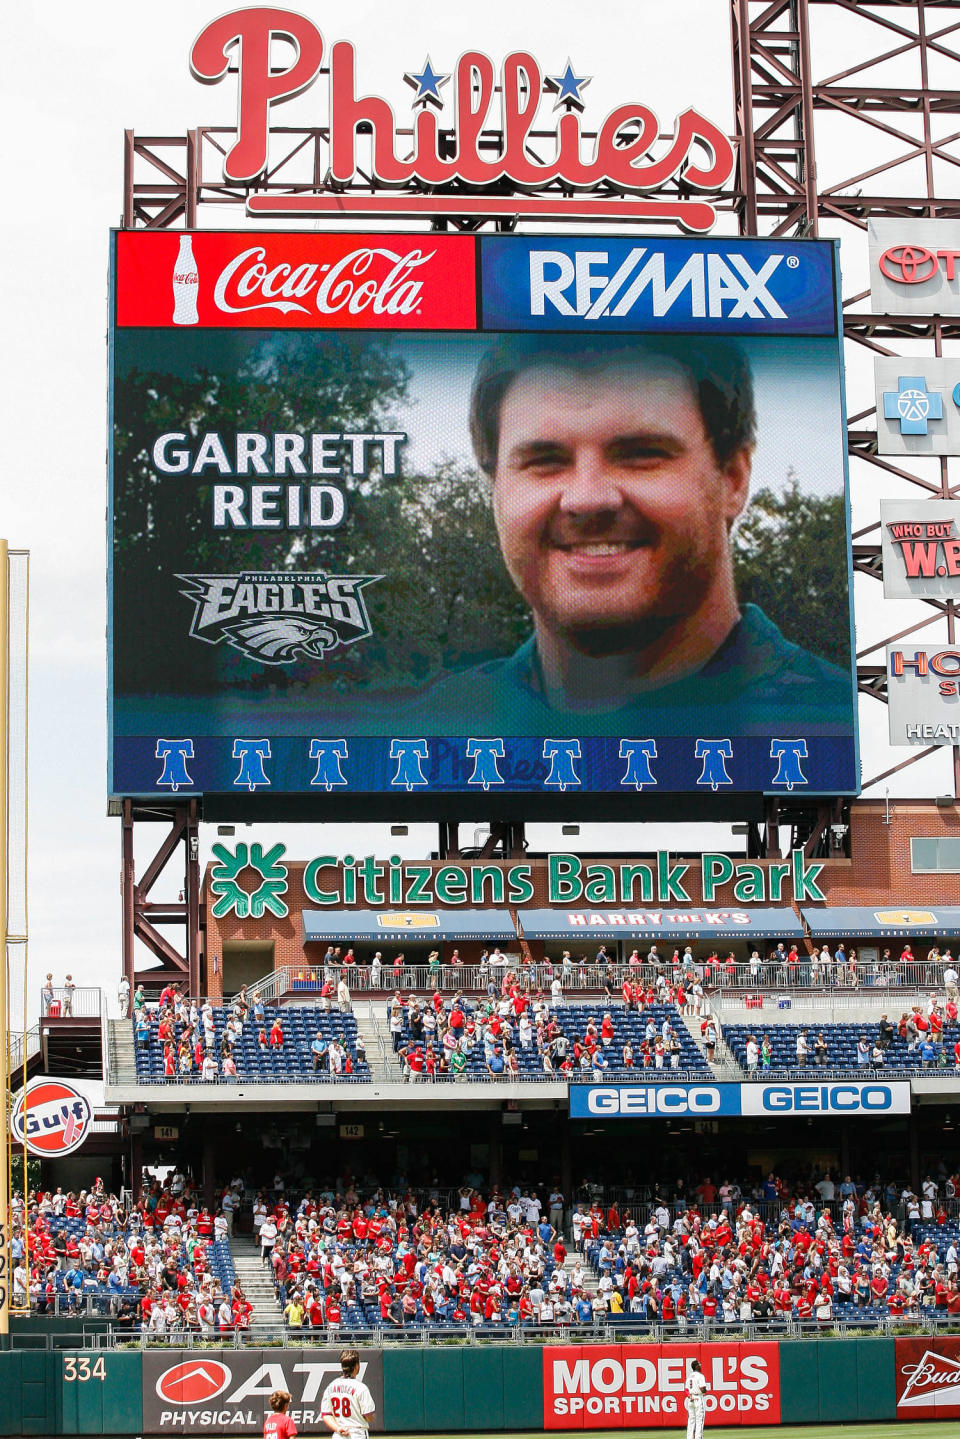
[121,803,201,993]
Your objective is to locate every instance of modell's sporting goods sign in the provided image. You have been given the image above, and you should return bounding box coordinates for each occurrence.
[542,1343,780,1430]
[187,9,735,231]
[896,1338,960,1417]
[143,1351,384,1434]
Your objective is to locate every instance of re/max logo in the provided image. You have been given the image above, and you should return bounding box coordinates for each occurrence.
[529,248,787,320]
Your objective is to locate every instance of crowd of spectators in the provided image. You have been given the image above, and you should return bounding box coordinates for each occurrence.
[387,983,701,1082]
[133,982,366,1081]
[256,1166,960,1331]
[15,1163,960,1331]
[9,1172,244,1330]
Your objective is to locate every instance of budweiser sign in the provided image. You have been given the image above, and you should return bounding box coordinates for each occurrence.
[896,1340,960,1417]
[188,9,734,231]
[114,232,477,329]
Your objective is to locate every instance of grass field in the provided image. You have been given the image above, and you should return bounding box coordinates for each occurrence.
[398,1428,950,1439]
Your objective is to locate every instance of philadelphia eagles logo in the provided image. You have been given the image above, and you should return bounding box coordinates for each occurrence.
[177,571,380,665]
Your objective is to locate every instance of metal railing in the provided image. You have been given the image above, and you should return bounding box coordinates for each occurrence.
[39,986,102,1018]
[133,957,959,1011]
[12,1311,960,1346]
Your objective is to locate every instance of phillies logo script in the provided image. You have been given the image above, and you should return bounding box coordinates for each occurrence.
[214,245,436,317]
[10,1081,92,1157]
[177,571,379,664]
[189,9,734,230]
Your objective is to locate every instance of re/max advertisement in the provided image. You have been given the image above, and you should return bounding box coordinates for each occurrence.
[109,231,857,807]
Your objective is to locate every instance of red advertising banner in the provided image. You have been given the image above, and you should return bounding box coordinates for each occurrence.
[542,1342,781,1430]
[895,1336,960,1418]
[115,231,477,329]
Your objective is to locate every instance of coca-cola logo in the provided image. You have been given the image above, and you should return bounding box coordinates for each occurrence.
[879,244,960,284]
[213,245,433,316]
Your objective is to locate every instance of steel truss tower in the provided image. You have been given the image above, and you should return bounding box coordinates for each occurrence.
[117,2,960,987]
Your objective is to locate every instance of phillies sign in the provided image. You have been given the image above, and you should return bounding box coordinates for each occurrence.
[10,1080,92,1157]
[189,9,734,231]
[543,1343,780,1429]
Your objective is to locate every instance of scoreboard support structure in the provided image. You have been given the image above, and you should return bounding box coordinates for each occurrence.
[118,799,201,994]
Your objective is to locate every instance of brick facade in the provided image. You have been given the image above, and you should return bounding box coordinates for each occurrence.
[202,798,960,998]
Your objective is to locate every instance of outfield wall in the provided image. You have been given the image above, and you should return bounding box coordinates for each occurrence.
[0,1337,939,1435]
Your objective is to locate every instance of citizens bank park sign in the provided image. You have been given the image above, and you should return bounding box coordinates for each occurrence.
[187,9,735,229]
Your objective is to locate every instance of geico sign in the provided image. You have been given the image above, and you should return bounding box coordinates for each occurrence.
[543,1345,781,1429]
[586,1085,722,1115]
[759,1084,894,1113]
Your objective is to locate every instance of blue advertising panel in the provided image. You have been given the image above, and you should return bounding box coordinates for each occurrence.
[109,231,857,810]
[569,1080,912,1119]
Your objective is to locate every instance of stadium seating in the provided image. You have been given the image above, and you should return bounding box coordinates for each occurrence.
[385,999,713,1079]
[41,1212,236,1315]
[133,1004,371,1083]
[724,1019,956,1073]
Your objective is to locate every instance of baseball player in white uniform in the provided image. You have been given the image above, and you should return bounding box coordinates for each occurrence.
[685,1358,709,1439]
[321,1350,376,1439]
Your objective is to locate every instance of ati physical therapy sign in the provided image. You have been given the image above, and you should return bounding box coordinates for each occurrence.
[143,1350,383,1434]
[187,9,735,230]
[543,1344,780,1429]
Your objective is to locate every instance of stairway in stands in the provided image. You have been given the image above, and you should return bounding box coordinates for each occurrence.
[676,1009,743,1077]
[108,1019,137,1084]
[230,1234,281,1324]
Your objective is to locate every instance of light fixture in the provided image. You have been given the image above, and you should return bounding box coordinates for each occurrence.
[189,835,199,859]
[391,824,408,836]
[937,796,953,809]
[562,824,579,836]
[217,825,235,836]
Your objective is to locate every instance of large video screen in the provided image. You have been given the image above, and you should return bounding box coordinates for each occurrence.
[109,231,858,810]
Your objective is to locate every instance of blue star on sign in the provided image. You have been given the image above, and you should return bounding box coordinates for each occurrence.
[546,60,591,112]
[883,375,944,435]
[404,57,449,109]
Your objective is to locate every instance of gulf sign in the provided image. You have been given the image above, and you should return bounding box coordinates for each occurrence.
[896,1338,960,1417]
[10,1080,92,1157]
[543,1343,780,1429]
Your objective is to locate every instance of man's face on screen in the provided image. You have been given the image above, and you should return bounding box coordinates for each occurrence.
[491,358,751,654]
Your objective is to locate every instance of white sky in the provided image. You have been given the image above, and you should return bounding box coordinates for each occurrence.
[1,0,956,1006]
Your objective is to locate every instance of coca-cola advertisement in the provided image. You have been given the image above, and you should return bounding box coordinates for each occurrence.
[542,1342,781,1430]
[109,229,856,809]
[896,1337,960,1417]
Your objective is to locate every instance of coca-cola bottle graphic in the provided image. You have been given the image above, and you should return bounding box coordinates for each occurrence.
[172,234,199,325]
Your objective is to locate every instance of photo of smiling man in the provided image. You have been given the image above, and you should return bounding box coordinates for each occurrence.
[408,332,852,737]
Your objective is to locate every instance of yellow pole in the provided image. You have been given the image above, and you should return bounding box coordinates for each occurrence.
[0,538,9,1340]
